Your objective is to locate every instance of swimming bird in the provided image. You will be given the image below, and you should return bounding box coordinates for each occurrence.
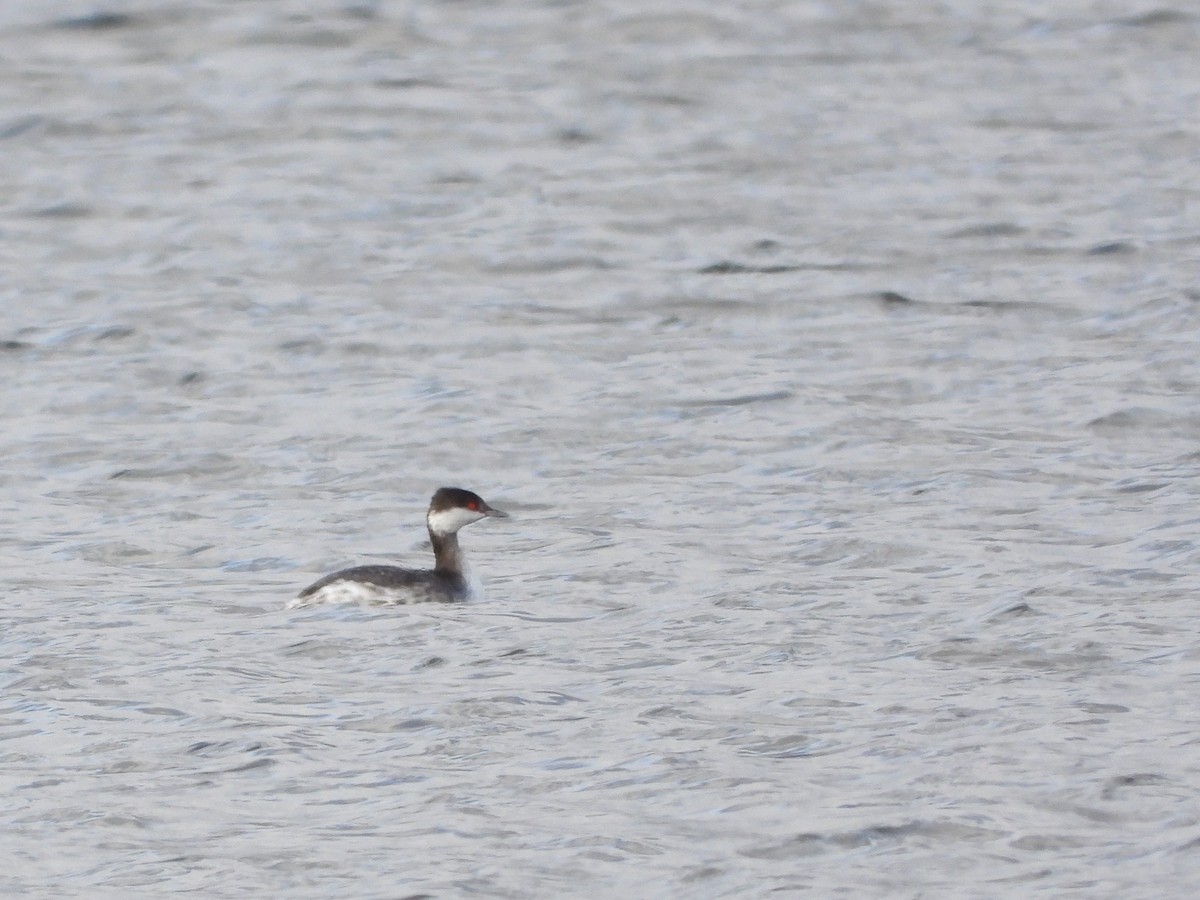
[290,487,508,606]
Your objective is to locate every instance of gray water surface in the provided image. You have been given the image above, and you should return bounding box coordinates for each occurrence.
[3,1,1200,896]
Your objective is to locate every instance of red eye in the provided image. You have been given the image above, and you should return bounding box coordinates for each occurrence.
[467,501,479,510]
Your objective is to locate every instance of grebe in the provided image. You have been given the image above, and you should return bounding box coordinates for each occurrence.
[290,487,508,607]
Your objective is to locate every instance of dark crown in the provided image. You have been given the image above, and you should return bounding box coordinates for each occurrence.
[429,487,486,512]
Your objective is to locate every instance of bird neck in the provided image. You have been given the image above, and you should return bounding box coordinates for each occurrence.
[429,528,463,575]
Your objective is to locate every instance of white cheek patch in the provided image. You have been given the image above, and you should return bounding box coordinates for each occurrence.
[427,506,484,534]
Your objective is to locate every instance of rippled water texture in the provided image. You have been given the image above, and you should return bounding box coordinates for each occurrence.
[3,1,1200,896]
